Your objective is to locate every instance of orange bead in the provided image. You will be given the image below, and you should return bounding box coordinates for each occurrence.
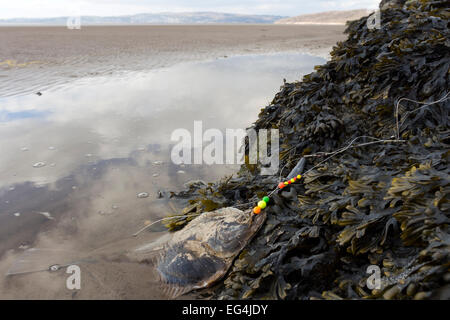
[278,182,285,189]
[253,206,261,214]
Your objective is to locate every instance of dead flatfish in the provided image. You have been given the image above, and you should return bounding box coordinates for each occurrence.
[156,207,266,298]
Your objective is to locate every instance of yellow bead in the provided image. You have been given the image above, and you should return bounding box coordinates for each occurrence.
[291,178,295,183]
[258,201,267,209]
[284,181,289,185]
[297,175,302,179]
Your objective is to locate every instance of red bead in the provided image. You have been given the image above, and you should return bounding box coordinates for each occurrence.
[278,182,285,189]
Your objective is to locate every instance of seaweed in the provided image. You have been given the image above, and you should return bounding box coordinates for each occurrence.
[170,0,449,300]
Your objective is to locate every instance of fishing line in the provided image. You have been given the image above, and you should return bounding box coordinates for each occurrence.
[134,92,450,224]
[133,213,202,237]
[234,91,450,211]
[394,92,450,140]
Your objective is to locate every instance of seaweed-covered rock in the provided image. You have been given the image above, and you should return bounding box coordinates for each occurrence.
[170,0,449,300]
[380,0,406,10]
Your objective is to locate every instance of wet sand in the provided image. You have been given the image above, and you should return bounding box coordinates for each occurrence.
[0,25,344,299]
[0,25,346,96]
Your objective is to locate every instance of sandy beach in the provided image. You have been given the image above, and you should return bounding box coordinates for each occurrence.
[0,25,345,96]
[0,24,344,299]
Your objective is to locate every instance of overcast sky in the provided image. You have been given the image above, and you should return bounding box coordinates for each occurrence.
[0,0,381,19]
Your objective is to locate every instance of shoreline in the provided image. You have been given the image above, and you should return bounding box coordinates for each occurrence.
[0,24,346,97]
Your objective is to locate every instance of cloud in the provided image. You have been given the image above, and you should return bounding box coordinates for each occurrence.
[0,0,381,19]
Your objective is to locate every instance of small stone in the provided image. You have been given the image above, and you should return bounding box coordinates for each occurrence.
[36,211,54,220]
[33,162,46,168]
[137,192,149,199]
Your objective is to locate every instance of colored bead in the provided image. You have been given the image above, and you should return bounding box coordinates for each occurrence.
[258,201,267,209]
[297,175,302,179]
[284,181,289,185]
[253,206,261,214]
[291,178,295,183]
[263,196,270,203]
[287,180,292,184]
[278,182,285,189]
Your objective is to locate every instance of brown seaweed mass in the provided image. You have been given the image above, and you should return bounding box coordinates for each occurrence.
[169,0,449,300]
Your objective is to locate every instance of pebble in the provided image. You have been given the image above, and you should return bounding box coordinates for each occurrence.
[137,192,149,199]
[33,162,46,168]
[36,211,54,220]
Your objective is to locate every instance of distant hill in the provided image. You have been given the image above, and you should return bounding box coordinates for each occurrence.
[0,12,286,26]
[275,9,373,25]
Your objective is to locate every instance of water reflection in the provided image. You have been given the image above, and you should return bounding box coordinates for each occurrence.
[0,53,324,299]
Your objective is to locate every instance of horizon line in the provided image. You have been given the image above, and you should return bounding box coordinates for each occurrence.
[0,8,371,21]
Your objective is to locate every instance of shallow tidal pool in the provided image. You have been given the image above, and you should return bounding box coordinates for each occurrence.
[0,53,325,299]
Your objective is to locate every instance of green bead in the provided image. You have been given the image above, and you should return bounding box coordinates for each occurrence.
[263,196,270,203]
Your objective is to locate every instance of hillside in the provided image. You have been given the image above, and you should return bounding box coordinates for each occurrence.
[0,12,285,25]
[275,9,373,25]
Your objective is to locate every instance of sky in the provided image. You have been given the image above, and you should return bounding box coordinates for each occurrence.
[0,0,381,19]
